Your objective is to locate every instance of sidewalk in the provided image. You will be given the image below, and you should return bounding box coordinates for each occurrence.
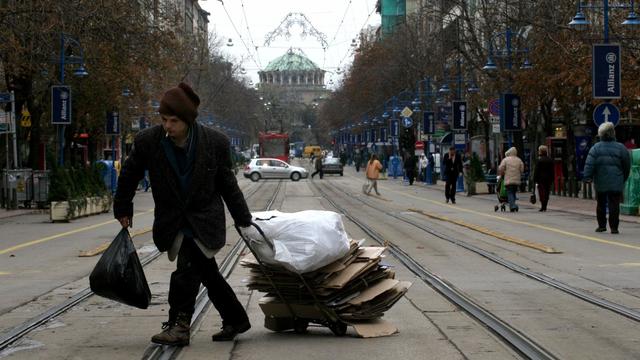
[383,176,640,224]
[0,207,46,220]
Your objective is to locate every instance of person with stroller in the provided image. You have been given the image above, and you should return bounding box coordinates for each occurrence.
[498,147,525,212]
[533,145,554,212]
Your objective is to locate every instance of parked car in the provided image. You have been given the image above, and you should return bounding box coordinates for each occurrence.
[322,157,343,176]
[243,158,309,182]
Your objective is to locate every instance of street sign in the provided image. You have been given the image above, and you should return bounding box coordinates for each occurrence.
[454,133,466,145]
[402,116,413,128]
[593,102,620,127]
[106,110,120,135]
[20,105,31,128]
[51,85,72,125]
[0,92,11,103]
[593,44,621,99]
[400,106,413,118]
[500,93,521,131]
[488,98,500,116]
[423,111,435,134]
[452,101,467,130]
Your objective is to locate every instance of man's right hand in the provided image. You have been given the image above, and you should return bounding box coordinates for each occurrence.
[118,217,132,228]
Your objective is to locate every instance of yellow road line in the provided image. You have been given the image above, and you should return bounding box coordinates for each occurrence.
[78,227,153,257]
[408,209,561,254]
[382,186,640,252]
[0,271,11,275]
[0,209,154,255]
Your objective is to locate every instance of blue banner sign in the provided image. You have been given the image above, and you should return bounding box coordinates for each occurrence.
[391,119,399,137]
[380,127,387,141]
[0,92,11,103]
[105,110,120,135]
[452,101,467,130]
[51,85,72,125]
[593,44,621,99]
[423,111,435,134]
[500,93,521,131]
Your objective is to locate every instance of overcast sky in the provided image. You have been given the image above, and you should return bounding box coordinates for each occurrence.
[200,0,380,89]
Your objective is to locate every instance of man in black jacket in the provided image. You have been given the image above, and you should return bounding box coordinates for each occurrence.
[114,83,252,346]
[443,146,463,204]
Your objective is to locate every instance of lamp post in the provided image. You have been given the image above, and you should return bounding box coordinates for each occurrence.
[482,28,532,148]
[55,33,88,166]
[569,1,640,43]
[412,77,438,184]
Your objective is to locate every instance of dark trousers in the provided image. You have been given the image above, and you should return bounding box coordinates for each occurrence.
[311,169,323,179]
[445,179,456,201]
[168,237,248,326]
[406,169,415,185]
[596,191,622,231]
[538,183,550,210]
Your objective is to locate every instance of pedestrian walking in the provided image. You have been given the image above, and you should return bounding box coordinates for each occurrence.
[498,147,525,212]
[354,150,361,172]
[311,153,324,179]
[114,83,253,346]
[419,154,427,182]
[365,153,383,195]
[583,122,631,234]
[404,153,417,185]
[533,145,554,211]
[443,146,462,204]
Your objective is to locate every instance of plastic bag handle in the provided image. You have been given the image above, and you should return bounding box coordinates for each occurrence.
[235,221,274,251]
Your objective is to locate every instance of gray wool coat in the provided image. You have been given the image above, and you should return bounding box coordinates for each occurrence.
[113,123,252,252]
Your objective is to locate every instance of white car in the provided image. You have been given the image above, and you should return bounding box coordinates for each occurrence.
[243,158,309,182]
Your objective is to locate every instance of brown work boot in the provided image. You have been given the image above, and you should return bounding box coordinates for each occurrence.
[151,313,191,346]
[211,320,251,342]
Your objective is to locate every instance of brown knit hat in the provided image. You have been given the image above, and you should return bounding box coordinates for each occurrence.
[158,82,200,124]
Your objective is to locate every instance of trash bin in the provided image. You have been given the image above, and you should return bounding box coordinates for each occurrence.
[621,149,640,216]
[2,168,33,208]
[32,170,51,208]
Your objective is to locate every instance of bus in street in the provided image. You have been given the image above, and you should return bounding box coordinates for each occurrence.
[258,132,289,162]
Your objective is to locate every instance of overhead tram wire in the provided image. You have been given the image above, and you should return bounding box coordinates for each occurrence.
[331,5,377,84]
[219,1,261,70]
[323,0,353,68]
[239,0,262,68]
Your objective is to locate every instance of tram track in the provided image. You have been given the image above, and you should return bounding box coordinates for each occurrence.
[141,179,284,360]
[0,180,270,353]
[323,181,640,324]
[311,180,558,360]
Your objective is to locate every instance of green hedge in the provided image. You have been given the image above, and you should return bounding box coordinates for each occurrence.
[48,165,107,202]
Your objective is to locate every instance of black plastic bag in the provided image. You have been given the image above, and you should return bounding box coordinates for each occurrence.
[89,228,151,309]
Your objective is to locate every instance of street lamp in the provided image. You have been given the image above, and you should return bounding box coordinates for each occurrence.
[482,28,532,148]
[569,1,640,42]
[56,33,88,166]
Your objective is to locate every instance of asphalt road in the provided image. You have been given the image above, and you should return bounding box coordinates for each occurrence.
[1,164,639,359]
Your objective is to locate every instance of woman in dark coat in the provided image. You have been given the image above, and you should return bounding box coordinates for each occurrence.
[533,145,554,212]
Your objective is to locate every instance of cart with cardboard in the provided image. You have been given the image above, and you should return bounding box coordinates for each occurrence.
[236,223,349,335]
[237,221,411,338]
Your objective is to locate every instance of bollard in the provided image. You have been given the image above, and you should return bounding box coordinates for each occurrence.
[10,188,17,210]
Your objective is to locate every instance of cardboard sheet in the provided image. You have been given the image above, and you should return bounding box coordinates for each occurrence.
[351,320,398,338]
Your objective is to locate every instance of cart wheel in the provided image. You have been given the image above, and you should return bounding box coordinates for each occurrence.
[329,322,347,336]
[293,319,309,334]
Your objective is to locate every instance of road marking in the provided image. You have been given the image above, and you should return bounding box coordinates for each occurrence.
[408,209,561,254]
[0,209,154,255]
[381,186,640,252]
[78,227,153,257]
[0,271,11,276]
[598,263,640,267]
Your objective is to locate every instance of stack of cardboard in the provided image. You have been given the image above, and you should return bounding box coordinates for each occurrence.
[241,240,411,337]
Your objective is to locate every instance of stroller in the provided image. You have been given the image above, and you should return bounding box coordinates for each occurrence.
[494,176,508,212]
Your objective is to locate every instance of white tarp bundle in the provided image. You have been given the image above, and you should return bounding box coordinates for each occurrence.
[243,210,350,273]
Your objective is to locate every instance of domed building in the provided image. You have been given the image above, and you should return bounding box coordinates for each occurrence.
[258,48,329,106]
